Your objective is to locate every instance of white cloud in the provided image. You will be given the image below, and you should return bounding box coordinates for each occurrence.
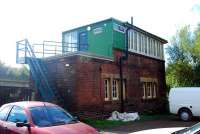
[0,0,199,66]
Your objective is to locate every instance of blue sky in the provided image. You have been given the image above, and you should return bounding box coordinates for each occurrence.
[0,0,199,67]
[193,4,200,14]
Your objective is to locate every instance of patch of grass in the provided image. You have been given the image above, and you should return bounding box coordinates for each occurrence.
[139,114,175,121]
[83,114,175,129]
[83,118,131,129]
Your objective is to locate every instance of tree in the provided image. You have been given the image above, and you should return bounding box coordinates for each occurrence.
[0,61,29,81]
[166,24,200,88]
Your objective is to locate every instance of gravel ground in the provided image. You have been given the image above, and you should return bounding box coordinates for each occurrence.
[99,116,199,134]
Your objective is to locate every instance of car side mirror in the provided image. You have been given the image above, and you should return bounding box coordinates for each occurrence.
[16,122,30,128]
[74,116,79,121]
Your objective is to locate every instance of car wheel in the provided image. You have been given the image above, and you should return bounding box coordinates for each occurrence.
[179,109,192,121]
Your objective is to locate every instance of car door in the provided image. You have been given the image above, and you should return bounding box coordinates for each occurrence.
[4,106,29,134]
[0,105,12,133]
[0,120,4,133]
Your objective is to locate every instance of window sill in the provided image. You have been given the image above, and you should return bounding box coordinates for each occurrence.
[112,98,119,101]
[142,98,158,102]
[104,99,110,101]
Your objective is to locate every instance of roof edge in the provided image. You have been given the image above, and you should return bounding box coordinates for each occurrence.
[62,18,114,34]
[62,17,168,44]
[125,23,168,44]
[44,51,114,62]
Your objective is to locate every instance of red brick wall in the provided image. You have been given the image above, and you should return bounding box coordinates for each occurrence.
[44,56,79,111]
[113,49,166,112]
[98,49,166,114]
[39,49,166,118]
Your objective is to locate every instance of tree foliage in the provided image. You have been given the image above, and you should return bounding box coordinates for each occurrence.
[166,24,200,88]
[0,61,29,81]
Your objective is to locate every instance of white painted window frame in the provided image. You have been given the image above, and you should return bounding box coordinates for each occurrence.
[112,79,119,100]
[104,79,110,101]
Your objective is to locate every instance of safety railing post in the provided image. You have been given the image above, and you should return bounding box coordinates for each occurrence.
[25,39,28,62]
[43,42,44,58]
[55,46,56,55]
[16,42,19,63]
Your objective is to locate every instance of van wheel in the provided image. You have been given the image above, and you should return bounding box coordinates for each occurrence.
[179,109,192,121]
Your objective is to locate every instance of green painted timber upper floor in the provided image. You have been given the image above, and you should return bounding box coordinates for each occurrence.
[62,18,167,59]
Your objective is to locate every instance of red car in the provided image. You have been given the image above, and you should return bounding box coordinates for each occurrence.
[0,101,98,134]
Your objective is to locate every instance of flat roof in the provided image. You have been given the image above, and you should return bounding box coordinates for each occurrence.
[44,51,114,62]
[62,17,167,44]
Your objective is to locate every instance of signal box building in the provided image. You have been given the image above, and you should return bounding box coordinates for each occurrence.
[16,18,167,118]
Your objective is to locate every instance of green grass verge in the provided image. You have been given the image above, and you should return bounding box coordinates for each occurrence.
[83,114,174,129]
[83,118,131,129]
[139,114,175,121]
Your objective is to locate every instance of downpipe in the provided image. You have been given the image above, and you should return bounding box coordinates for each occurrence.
[119,23,131,113]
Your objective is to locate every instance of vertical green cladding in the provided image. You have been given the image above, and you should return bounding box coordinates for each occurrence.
[88,21,113,57]
[62,18,126,58]
[112,21,126,50]
[87,19,126,57]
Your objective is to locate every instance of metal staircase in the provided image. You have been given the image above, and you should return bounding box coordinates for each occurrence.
[16,39,64,104]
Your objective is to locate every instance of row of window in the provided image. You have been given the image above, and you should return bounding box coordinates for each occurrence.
[63,31,89,53]
[128,29,164,59]
[142,81,157,99]
[104,79,126,101]
[104,78,158,101]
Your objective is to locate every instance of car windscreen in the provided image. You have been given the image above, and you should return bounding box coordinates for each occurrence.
[29,106,77,127]
[174,122,200,134]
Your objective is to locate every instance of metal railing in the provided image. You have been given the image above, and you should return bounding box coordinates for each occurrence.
[16,40,88,63]
[16,39,82,104]
[16,39,56,101]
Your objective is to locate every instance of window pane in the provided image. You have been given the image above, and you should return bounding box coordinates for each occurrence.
[134,31,137,51]
[130,30,133,49]
[156,42,159,57]
[30,106,50,127]
[112,80,116,97]
[63,31,78,53]
[161,44,163,59]
[151,39,154,56]
[128,30,131,49]
[30,106,74,127]
[141,78,158,100]
[144,36,147,54]
[147,83,151,97]
[153,40,156,56]
[148,37,150,55]
[112,80,119,100]
[137,33,140,52]
[153,83,157,98]
[141,34,144,53]
[155,41,157,57]
[159,43,162,58]
[7,106,27,123]
[131,30,134,50]
[104,79,110,101]
[123,80,126,100]
[139,33,142,52]
[143,82,146,99]
[150,39,152,56]
[157,43,160,58]
[0,106,11,121]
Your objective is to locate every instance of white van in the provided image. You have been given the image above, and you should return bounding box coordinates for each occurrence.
[169,87,200,121]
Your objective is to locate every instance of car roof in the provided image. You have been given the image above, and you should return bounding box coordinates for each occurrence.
[1,101,57,109]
